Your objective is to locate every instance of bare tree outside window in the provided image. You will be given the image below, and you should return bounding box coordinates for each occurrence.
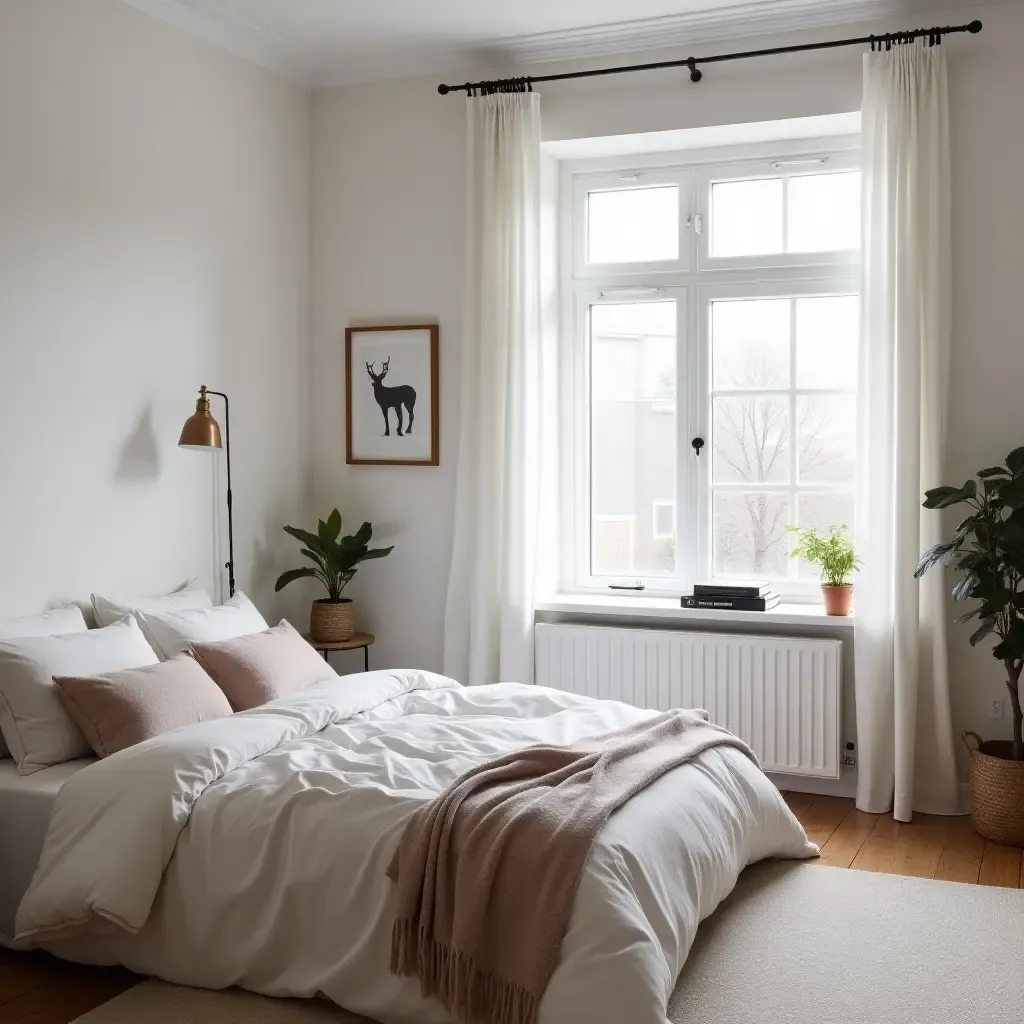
[711,296,857,578]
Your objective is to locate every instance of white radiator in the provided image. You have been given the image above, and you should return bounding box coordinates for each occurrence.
[535,623,842,779]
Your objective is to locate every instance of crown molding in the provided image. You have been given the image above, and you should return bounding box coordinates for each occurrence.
[120,0,992,89]
[120,0,314,85]
[493,0,972,65]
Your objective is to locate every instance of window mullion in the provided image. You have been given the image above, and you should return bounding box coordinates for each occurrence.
[788,296,799,580]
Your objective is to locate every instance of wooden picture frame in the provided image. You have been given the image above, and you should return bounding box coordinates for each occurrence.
[345,324,439,466]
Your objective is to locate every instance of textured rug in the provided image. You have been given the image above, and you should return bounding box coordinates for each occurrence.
[75,862,1024,1023]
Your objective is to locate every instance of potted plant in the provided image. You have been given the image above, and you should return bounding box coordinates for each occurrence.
[915,447,1024,845]
[787,524,859,616]
[275,509,393,643]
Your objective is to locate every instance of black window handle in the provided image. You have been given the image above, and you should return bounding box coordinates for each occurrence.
[691,436,705,456]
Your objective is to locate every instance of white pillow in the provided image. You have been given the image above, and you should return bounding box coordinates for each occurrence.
[137,593,269,661]
[0,615,159,775]
[0,605,88,758]
[91,579,212,628]
[0,606,87,640]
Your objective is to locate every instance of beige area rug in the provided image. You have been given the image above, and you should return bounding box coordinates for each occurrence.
[76,862,1024,1024]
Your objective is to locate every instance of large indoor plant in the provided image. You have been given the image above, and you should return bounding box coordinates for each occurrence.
[915,447,1024,845]
[275,509,393,642]
[787,524,860,615]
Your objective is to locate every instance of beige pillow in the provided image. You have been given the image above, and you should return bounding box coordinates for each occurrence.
[0,615,159,774]
[53,654,232,758]
[190,620,336,711]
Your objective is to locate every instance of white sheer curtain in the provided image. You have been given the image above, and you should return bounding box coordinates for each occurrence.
[855,40,960,819]
[443,92,543,687]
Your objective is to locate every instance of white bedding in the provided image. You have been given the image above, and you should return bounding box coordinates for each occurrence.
[16,670,816,1024]
[0,757,96,945]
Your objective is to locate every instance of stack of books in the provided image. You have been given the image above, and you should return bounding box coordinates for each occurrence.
[681,581,780,612]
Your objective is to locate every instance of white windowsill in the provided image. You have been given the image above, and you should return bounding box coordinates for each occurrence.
[535,593,854,629]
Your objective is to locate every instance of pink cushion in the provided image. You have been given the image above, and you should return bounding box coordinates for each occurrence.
[53,655,232,757]
[189,619,336,711]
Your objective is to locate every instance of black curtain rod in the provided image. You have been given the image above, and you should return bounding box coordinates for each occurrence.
[437,19,982,95]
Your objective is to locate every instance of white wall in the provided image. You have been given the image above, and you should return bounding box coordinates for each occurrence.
[0,0,311,621]
[311,1,1024,766]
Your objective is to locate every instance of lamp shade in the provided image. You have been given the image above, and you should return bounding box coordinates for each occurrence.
[178,389,222,450]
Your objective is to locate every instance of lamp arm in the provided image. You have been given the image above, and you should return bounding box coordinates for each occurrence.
[206,390,235,598]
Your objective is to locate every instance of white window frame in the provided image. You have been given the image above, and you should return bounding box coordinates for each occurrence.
[697,152,861,272]
[558,134,860,603]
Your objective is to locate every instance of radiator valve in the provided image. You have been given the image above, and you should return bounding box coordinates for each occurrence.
[841,742,856,768]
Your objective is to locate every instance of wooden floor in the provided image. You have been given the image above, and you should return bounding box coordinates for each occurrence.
[2,795,1021,1023]
[784,792,1024,886]
[0,950,135,1024]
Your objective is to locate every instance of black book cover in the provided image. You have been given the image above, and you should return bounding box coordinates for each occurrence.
[693,580,771,599]
[682,594,780,612]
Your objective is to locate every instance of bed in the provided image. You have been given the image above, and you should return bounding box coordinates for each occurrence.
[14,670,816,1024]
[0,756,96,946]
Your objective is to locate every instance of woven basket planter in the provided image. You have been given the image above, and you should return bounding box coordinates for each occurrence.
[964,731,1024,847]
[310,599,355,643]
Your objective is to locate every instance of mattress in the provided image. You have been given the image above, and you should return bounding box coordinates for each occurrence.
[0,757,96,945]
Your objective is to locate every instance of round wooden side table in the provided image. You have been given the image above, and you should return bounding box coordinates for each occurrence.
[302,632,375,673]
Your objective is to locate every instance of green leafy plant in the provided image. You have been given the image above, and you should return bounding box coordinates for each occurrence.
[915,447,1024,761]
[786,524,859,587]
[274,509,393,603]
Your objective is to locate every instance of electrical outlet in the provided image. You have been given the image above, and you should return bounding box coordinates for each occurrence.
[989,698,1004,720]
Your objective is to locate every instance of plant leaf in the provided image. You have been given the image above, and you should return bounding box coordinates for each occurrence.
[350,522,372,547]
[274,567,318,592]
[1005,447,1024,474]
[969,619,998,647]
[325,508,342,541]
[978,466,1011,479]
[999,475,1024,509]
[952,572,979,602]
[914,541,958,578]
[284,525,326,552]
[922,484,976,509]
[358,546,394,561]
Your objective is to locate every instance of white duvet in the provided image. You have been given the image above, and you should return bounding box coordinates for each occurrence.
[16,670,816,1024]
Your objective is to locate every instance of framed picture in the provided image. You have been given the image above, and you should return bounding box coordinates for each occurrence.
[345,324,439,466]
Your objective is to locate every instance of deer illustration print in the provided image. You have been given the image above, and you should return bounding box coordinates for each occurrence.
[365,358,417,437]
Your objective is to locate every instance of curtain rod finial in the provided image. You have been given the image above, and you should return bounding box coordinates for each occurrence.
[437,83,450,95]
[968,19,983,33]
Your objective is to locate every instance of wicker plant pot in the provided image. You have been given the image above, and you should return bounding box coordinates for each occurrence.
[821,584,853,616]
[310,599,355,643]
[963,731,1024,847]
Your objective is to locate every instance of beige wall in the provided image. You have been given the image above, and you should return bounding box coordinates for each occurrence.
[311,1,1024,770]
[0,0,311,620]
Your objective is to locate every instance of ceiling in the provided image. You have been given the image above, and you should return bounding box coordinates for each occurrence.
[124,0,967,86]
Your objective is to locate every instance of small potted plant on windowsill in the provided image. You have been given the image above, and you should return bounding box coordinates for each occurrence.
[275,509,393,643]
[915,448,1024,846]
[787,524,860,616]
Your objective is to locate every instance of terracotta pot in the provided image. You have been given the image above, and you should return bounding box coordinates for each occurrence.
[821,584,853,616]
[310,598,355,642]
[964,732,1024,847]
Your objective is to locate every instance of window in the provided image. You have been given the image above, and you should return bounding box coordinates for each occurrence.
[562,141,860,600]
[652,502,675,540]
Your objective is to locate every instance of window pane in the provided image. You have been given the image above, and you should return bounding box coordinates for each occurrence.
[787,171,860,252]
[795,296,859,389]
[713,396,790,484]
[795,493,855,579]
[587,186,679,264]
[711,178,783,257]
[712,299,790,389]
[590,301,676,577]
[713,492,789,578]
[797,394,856,483]
[653,502,674,539]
